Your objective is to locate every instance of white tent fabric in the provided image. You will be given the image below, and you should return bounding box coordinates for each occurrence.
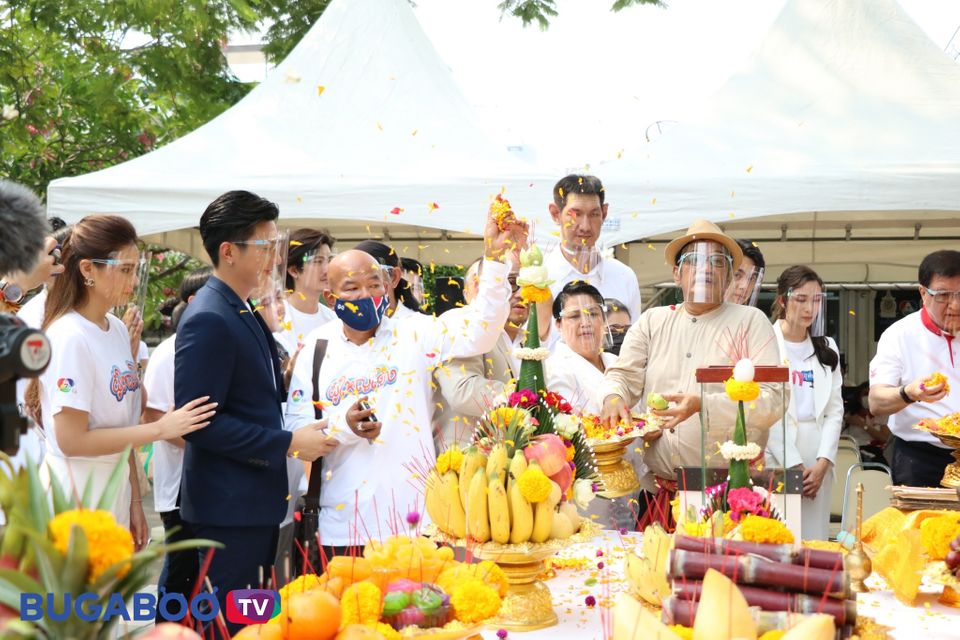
[46,0,553,238]
[601,0,960,246]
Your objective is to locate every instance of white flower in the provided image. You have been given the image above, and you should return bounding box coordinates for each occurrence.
[514,346,550,361]
[554,413,580,439]
[2,105,19,121]
[573,478,595,509]
[719,440,762,461]
[733,358,755,383]
[517,265,550,288]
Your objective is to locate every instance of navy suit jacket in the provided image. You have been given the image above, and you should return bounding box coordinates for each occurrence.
[174,276,291,527]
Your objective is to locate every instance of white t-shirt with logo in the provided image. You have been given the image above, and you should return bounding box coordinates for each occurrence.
[784,338,817,422]
[143,334,181,513]
[39,311,142,461]
[274,300,336,355]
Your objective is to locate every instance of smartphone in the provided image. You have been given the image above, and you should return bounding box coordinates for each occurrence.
[357,400,377,446]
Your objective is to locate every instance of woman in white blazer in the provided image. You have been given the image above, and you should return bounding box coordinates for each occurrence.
[765,266,844,541]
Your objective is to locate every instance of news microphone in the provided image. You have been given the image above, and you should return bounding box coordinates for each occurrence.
[0,180,49,276]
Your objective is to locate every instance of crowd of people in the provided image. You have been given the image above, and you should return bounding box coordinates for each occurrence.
[3,174,959,635]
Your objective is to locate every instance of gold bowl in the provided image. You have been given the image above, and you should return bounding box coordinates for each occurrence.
[590,437,641,498]
[932,432,960,488]
[430,521,601,631]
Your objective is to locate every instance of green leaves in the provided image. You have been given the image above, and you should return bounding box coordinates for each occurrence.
[498,0,664,29]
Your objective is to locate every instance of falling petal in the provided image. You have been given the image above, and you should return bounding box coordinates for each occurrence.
[317,85,325,96]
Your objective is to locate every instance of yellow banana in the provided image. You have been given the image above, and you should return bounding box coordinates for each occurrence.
[428,469,466,538]
[487,471,510,544]
[466,468,491,543]
[459,447,487,509]
[508,478,533,543]
[485,443,509,480]
[530,480,561,543]
[508,449,528,482]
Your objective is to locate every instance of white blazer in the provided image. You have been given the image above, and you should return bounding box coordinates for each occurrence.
[765,321,845,469]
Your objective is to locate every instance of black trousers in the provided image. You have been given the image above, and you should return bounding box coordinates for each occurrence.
[155,509,200,623]
[890,436,955,487]
[191,523,279,637]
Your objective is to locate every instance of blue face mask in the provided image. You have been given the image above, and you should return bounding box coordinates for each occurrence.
[333,295,390,331]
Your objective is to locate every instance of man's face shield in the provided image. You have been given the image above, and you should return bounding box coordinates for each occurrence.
[725,261,764,307]
[236,229,289,309]
[675,241,732,304]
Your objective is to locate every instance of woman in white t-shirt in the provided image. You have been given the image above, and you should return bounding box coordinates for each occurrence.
[765,266,843,541]
[25,215,217,549]
[273,228,336,355]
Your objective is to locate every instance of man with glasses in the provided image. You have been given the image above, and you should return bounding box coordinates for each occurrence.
[598,219,782,529]
[604,298,631,356]
[176,191,338,633]
[869,250,960,486]
[274,228,336,356]
[433,258,529,445]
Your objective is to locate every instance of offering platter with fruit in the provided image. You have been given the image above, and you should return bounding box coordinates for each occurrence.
[914,411,960,488]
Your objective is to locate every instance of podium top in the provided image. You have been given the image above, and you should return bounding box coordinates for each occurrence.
[695,365,789,383]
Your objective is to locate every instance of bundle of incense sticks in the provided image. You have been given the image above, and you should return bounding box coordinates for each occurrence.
[673,535,844,571]
[666,537,855,631]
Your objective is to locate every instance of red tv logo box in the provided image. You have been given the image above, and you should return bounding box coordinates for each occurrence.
[225,589,281,625]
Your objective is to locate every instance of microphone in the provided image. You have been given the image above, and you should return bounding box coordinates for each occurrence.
[0,180,49,276]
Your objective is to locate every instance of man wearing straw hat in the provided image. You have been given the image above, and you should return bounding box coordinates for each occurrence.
[598,219,783,529]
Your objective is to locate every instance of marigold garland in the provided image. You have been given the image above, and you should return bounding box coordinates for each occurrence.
[517,466,552,503]
[340,581,383,625]
[724,378,760,402]
[49,509,134,583]
[520,285,551,304]
[450,578,502,623]
[739,514,794,545]
[920,514,960,560]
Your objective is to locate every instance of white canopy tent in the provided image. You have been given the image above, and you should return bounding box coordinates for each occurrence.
[601,0,960,261]
[46,0,554,258]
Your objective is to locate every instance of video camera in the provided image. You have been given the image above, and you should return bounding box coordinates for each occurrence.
[0,314,50,454]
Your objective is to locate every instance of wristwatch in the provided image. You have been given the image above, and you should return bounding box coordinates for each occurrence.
[0,281,24,305]
[898,385,915,405]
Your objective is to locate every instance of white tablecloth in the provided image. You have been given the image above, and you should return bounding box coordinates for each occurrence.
[470,530,960,639]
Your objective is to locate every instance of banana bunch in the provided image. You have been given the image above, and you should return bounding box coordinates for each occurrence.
[425,444,574,544]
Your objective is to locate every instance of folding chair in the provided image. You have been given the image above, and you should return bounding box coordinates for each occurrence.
[839,462,892,536]
[829,446,862,538]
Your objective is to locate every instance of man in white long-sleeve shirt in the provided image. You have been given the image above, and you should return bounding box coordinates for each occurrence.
[285,207,527,554]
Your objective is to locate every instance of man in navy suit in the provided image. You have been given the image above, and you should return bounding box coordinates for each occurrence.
[175,191,337,634]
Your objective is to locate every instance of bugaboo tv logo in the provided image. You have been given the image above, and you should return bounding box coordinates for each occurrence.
[224,589,281,625]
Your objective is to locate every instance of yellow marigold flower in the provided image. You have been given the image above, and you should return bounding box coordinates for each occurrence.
[920,514,960,560]
[278,574,327,602]
[450,578,502,623]
[725,378,760,402]
[438,560,509,598]
[758,631,786,640]
[669,625,694,640]
[740,515,794,545]
[565,444,575,462]
[49,509,134,583]
[517,467,552,503]
[474,560,509,597]
[448,448,464,474]
[436,448,465,475]
[520,285,551,304]
[340,581,383,625]
[723,512,736,534]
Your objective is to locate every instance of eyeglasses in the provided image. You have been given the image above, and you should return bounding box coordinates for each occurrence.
[234,237,282,251]
[559,305,604,321]
[302,251,333,266]
[607,323,630,334]
[922,287,960,305]
[679,253,732,270]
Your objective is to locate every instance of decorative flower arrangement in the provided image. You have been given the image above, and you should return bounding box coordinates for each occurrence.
[580,411,663,445]
[424,230,601,545]
[915,412,960,437]
[721,357,762,492]
[0,451,215,640]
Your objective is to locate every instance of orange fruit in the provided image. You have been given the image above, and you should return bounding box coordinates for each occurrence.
[327,556,373,585]
[280,590,342,640]
[335,624,386,640]
[232,624,284,640]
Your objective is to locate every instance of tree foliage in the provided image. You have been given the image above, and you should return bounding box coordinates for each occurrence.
[497,0,664,30]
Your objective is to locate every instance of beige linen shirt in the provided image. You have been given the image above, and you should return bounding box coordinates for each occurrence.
[598,302,785,482]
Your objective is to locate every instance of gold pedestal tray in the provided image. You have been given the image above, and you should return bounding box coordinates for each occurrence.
[431,521,602,632]
[591,437,640,498]
[933,433,960,488]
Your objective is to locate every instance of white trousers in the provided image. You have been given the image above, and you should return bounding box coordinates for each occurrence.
[795,418,833,541]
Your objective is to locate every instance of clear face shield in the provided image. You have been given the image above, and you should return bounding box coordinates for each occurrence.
[557,299,613,357]
[725,263,764,307]
[675,241,733,304]
[922,287,960,335]
[92,249,151,316]
[785,288,827,338]
[239,228,290,314]
[297,244,334,295]
[559,242,603,275]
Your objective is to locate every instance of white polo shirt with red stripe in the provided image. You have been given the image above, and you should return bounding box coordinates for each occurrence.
[870,307,959,447]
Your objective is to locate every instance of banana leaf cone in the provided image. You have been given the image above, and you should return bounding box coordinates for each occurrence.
[727,401,752,492]
[517,301,546,395]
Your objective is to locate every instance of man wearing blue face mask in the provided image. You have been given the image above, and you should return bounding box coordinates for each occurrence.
[284,204,528,556]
